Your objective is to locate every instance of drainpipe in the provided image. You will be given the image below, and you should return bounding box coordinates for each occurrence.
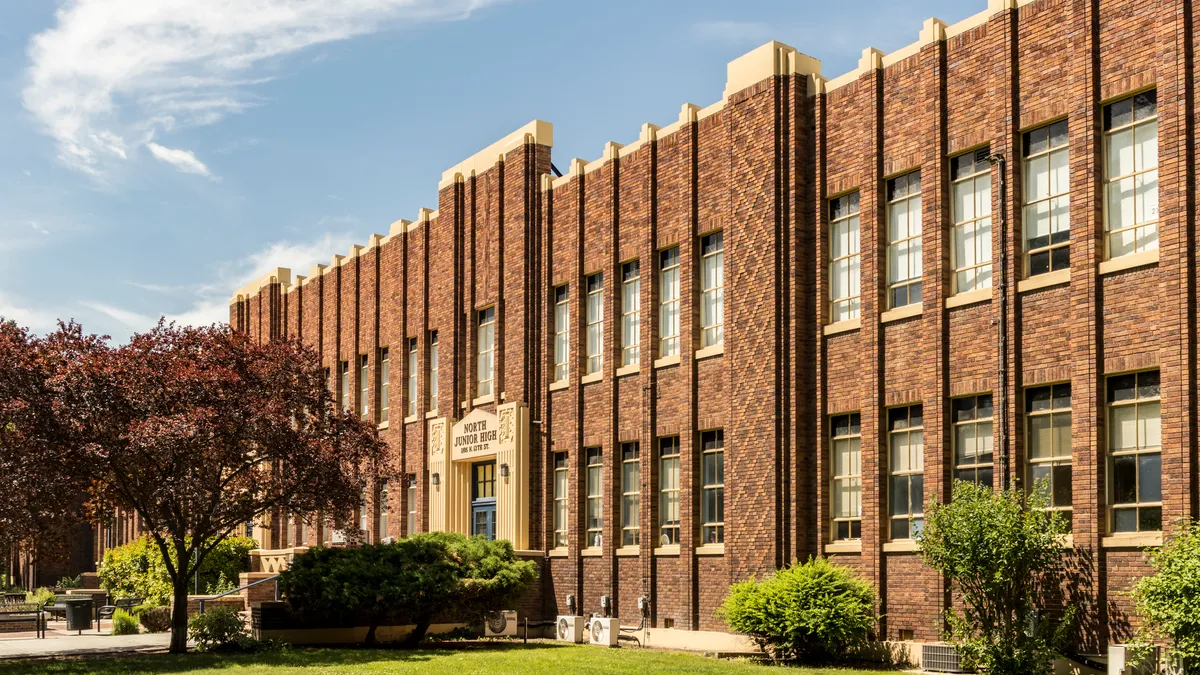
[988,152,1009,491]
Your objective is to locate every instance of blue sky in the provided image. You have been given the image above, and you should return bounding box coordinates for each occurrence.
[0,0,977,340]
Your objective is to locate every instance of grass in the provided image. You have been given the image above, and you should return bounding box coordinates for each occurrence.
[0,642,897,674]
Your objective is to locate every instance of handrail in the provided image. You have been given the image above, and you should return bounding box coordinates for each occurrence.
[198,574,279,615]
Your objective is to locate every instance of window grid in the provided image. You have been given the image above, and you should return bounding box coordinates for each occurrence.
[658,437,681,546]
[586,274,604,375]
[553,452,568,548]
[830,413,862,541]
[379,348,389,423]
[886,173,923,309]
[1103,90,1159,259]
[340,361,350,413]
[359,355,369,419]
[701,430,724,545]
[585,447,603,547]
[829,193,861,322]
[888,405,925,540]
[407,338,417,418]
[621,262,641,367]
[951,149,993,293]
[1107,371,1162,533]
[553,285,569,382]
[700,232,724,347]
[477,307,495,398]
[359,488,368,540]
[1026,383,1073,529]
[953,394,994,488]
[406,474,417,536]
[620,442,640,547]
[378,480,389,539]
[659,248,680,357]
[1023,120,1071,276]
[428,331,439,412]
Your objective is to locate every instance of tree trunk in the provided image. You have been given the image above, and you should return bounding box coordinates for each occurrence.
[401,617,432,648]
[170,576,190,653]
[364,619,378,646]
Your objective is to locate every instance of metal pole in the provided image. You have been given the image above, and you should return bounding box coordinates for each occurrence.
[193,548,199,596]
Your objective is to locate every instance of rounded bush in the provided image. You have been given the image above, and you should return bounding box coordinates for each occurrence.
[138,606,172,633]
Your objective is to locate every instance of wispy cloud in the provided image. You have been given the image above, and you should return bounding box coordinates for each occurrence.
[23,0,501,177]
[690,20,773,46]
[80,301,154,332]
[0,292,59,333]
[146,143,216,179]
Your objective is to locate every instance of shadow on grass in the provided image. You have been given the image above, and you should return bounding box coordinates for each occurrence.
[0,641,576,675]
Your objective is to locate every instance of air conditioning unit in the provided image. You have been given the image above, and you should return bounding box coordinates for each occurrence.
[484,610,518,637]
[556,615,584,643]
[380,536,395,544]
[589,617,619,647]
[1109,644,1159,675]
[922,643,967,673]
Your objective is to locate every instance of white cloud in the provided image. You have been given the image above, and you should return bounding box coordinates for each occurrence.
[690,20,773,45]
[146,142,215,178]
[80,301,154,331]
[0,293,59,333]
[23,0,500,175]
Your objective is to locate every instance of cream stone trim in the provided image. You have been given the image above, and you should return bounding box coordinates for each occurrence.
[403,415,418,425]
[617,124,659,159]
[548,547,568,558]
[945,4,996,39]
[655,103,701,142]
[580,372,603,385]
[694,344,724,361]
[881,18,948,68]
[695,544,725,556]
[697,100,726,121]
[945,287,991,309]
[1018,269,1071,293]
[882,540,921,553]
[549,379,569,392]
[723,41,820,100]
[582,142,622,176]
[230,267,291,305]
[437,120,552,190]
[378,421,389,430]
[823,317,861,336]
[653,545,681,557]
[825,540,863,554]
[581,547,603,558]
[1101,532,1163,548]
[615,546,640,558]
[653,354,681,369]
[1098,248,1159,275]
[425,410,438,419]
[880,304,923,324]
[615,364,640,378]
[348,244,364,259]
[472,394,495,406]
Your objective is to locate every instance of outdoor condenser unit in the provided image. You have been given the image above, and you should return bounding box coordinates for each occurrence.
[556,615,584,643]
[589,617,619,647]
[483,610,518,637]
[921,644,968,673]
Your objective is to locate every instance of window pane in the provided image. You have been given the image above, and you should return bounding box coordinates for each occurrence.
[1113,455,1137,504]
[1031,464,1052,500]
[1052,464,1072,507]
[1110,405,1137,451]
[1113,508,1137,532]
[1139,401,1161,449]
[1139,506,1162,532]
[1108,128,1134,178]
[910,474,924,515]
[891,518,910,540]
[890,476,909,516]
[1029,414,1052,459]
[1053,412,1072,458]
[1138,453,1162,503]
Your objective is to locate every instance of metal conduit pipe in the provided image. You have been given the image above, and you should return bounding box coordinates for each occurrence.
[988,152,1010,490]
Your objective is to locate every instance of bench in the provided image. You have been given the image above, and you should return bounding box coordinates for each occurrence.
[0,603,44,638]
[96,597,142,631]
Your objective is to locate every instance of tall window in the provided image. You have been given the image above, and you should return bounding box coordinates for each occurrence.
[359,488,369,540]
[620,442,640,547]
[951,149,993,293]
[701,430,725,545]
[477,307,495,398]
[887,173,922,308]
[378,480,389,539]
[659,247,680,357]
[407,338,418,418]
[830,413,862,541]
[1108,371,1161,533]
[359,355,369,419]
[406,474,417,536]
[297,515,305,546]
[1104,90,1158,258]
[586,274,604,375]
[621,261,641,367]
[379,348,389,423]
[553,452,568,548]
[1023,120,1070,276]
[829,193,861,322]
[889,405,924,540]
[286,513,294,548]
[700,232,724,347]
[428,331,439,411]
[585,447,603,547]
[340,361,350,412]
[953,395,994,488]
[658,436,681,546]
[553,285,569,382]
[1026,383,1072,529]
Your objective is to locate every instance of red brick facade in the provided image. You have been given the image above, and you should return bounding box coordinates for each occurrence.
[229,0,1198,650]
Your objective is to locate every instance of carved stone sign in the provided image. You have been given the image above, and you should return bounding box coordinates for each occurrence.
[451,408,499,461]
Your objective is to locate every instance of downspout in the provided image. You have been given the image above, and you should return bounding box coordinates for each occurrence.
[988,153,1009,491]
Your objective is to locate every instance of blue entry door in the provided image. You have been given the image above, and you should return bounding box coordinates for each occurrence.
[471,461,497,540]
[472,502,496,540]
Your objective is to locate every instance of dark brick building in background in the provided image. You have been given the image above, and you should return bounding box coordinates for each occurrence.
[222,0,1199,652]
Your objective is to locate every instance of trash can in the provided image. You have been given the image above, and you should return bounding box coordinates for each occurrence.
[62,596,93,633]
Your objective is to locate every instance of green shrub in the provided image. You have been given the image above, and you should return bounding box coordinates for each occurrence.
[55,574,82,589]
[718,557,876,662]
[137,606,172,633]
[26,587,55,607]
[111,609,139,635]
[98,535,255,605]
[187,606,280,653]
[1132,519,1200,669]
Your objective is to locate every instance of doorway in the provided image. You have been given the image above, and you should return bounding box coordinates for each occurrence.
[471,461,496,540]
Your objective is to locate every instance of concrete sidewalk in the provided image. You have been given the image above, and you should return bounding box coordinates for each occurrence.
[0,631,173,660]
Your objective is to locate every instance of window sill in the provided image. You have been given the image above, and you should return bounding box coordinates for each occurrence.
[695,544,725,556]
[377,421,390,430]
[425,410,438,419]
[615,364,640,378]
[945,287,991,309]
[581,547,603,558]
[653,354,680,369]
[580,372,603,385]
[823,317,861,336]
[1098,248,1159,275]
[549,379,569,392]
[824,540,863,554]
[880,304,922,324]
[548,547,568,558]
[653,545,680,557]
[1018,268,1070,293]
[1101,532,1163,548]
[694,344,724,361]
[882,540,920,553]
[1057,534,1074,549]
[472,394,495,406]
[615,546,640,558]
[403,415,418,425]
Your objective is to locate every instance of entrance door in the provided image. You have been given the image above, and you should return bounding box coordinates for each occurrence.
[471,461,496,540]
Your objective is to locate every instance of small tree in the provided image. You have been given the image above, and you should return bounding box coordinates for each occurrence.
[918,480,1072,675]
[1132,519,1200,670]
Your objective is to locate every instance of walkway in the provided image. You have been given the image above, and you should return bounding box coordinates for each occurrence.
[0,620,175,660]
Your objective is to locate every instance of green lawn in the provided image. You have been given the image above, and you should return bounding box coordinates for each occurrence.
[0,643,896,674]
